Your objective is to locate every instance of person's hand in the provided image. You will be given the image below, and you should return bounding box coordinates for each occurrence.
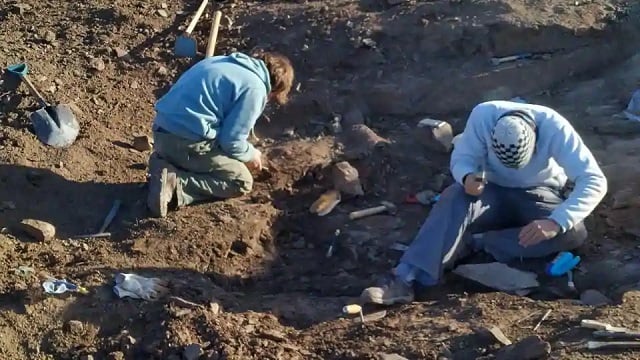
[463,172,485,196]
[245,149,263,171]
[519,219,561,247]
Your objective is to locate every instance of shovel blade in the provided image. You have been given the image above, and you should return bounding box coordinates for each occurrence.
[174,36,197,58]
[30,104,80,148]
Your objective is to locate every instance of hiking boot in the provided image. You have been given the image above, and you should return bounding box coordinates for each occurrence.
[360,276,415,305]
[147,153,178,218]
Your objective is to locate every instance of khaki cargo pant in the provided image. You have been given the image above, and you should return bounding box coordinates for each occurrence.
[152,131,253,206]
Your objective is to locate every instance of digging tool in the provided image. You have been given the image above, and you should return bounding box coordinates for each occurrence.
[587,341,640,350]
[593,330,640,340]
[581,320,630,333]
[6,63,79,148]
[72,199,121,239]
[174,0,209,58]
[348,201,397,220]
[205,10,222,57]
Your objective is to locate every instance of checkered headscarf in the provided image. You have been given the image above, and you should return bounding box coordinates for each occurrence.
[491,112,536,169]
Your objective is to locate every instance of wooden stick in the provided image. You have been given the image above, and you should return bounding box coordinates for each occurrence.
[533,309,552,332]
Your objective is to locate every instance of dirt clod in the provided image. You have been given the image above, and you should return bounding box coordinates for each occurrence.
[416,118,454,153]
[17,219,55,242]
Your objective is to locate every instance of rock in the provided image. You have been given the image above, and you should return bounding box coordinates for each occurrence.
[452,262,539,292]
[157,66,169,76]
[209,301,221,314]
[107,352,125,360]
[495,335,551,360]
[66,320,84,335]
[11,3,32,15]
[258,329,287,342]
[183,343,202,360]
[17,219,55,241]
[130,81,139,89]
[416,118,453,153]
[157,9,169,17]
[88,58,106,72]
[113,47,130,59]
[474,325,512,346]
[580,289,612,307]
[332,161,364,196]
[378,354,409,360]
[43,30,56,43]
[339,124,391,160]
[132,135,153,151]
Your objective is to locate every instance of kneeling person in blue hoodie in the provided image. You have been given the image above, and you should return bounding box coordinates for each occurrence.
[361,100,608,305]
[147,51,294,217]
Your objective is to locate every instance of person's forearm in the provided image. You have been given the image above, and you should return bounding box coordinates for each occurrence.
[549,174,607,231]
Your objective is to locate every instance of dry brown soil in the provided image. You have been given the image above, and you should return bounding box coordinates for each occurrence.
[2,0,640,359]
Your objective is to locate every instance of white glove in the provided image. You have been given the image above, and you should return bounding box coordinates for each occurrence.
[113,273,169,301]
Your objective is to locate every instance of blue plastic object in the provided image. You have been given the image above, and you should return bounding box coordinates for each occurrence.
[546,251,580,277]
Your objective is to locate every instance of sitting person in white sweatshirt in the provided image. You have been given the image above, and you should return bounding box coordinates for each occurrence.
[361,100,608,305]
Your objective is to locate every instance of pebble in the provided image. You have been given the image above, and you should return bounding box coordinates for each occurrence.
[113,47,129,58]
[43,30,56,43]
[132,135,153,151]
[157,66,169,76]
[209,301,221,315]
[183,344,202,360]
[157,9,169,17]
[66,320,84,335]
[88,58,106,71]
[130,81,139,89]
[580,289,612,307]
[17,219,56,242]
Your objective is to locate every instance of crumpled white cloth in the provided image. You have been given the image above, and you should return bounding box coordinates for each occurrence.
[113,273,169,301]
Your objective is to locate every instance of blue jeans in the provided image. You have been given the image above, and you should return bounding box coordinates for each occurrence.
[396,183,587,286]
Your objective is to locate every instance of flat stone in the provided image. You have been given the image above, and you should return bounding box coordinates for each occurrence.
[453,262,539,292]
[183,343,202,360]
[580,289,612,307]
[157,9,169,17]
[495,335,550,360]
[113,47,130,59]
[17,219,56,241]
[416,118,453,153]
[474,325,512,346]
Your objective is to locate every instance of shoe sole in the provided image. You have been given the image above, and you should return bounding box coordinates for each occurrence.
[148,168,170,218]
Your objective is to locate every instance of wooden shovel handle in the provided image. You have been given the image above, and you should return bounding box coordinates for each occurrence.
[185,0,209,34]
[205,10,222,57]
[20,74,48,107]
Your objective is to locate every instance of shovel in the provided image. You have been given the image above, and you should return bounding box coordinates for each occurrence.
[6,63,79,148]
[174,0,209,58]
[205,10,222,57]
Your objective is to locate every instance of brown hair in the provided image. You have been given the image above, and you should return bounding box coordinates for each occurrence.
[254,51,294,106]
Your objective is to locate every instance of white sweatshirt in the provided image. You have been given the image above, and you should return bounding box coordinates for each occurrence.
[450,100,608,232]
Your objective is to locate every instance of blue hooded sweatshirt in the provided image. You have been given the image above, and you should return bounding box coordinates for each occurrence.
[450,100,607,232]
[153,52,271,162]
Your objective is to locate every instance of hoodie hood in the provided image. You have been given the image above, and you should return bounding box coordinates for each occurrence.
[228,52,272,94]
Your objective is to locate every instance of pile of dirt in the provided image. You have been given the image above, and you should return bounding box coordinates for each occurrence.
[2,0,640,359]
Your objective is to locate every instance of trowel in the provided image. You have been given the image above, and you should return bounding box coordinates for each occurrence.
[174,0,209,58]
[6,63,79,148]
